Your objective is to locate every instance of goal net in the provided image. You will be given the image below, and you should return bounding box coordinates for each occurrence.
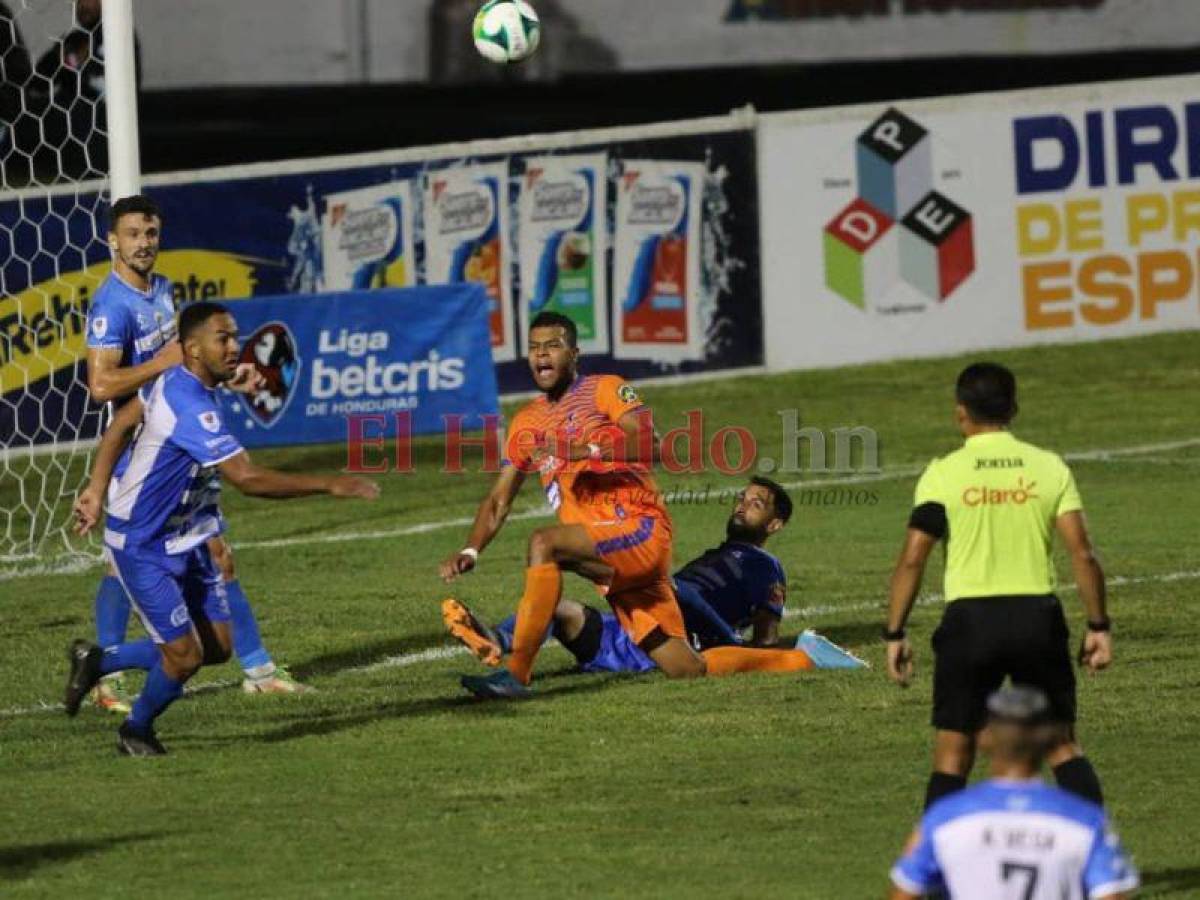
[0,0,135,575]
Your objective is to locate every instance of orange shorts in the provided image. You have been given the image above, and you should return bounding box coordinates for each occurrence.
[582,514,685,645]
[608,577,686,646]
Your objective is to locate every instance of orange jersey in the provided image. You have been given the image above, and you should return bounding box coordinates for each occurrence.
[505,374,666,526]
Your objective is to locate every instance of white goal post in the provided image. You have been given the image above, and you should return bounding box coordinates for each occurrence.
[0,0,141,576]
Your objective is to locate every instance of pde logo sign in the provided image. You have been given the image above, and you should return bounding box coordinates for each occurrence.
[824,108,976,310]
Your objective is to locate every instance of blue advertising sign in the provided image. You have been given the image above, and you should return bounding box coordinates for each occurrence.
[218,284,498,448]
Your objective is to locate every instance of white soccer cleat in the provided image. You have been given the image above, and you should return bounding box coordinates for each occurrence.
[241,666,315,694]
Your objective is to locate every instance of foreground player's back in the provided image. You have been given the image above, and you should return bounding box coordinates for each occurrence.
[893,779,1139,899]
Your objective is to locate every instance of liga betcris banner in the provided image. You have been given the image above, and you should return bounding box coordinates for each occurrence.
[214,284,499,448]
[760,74,1200,371]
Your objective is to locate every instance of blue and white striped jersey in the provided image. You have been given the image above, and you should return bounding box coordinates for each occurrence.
[104,366,243,556]
[86,271,176,374]
[892,779,1139,900]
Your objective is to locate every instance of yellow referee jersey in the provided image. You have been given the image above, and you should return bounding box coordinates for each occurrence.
[913,431,1082,602]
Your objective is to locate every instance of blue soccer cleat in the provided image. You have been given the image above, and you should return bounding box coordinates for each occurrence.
[460,669,531,700]
[796,629,869,669]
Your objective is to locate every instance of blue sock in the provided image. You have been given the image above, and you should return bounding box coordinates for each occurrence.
[94,576,131,647]
[227,580,272,672]
[126,662,184,733]
[496,615,516,654]
[100,639,159,674]
[493,615,551,653]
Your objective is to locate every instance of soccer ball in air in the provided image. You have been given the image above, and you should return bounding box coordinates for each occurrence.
[472,0,541,64]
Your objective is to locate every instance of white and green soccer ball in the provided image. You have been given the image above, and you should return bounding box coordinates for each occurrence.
[472,0,541,64]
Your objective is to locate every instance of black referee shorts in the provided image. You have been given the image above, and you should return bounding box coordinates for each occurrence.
[931,594,1076,734]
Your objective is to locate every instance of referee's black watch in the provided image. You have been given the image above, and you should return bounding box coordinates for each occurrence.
[1086,618,1112,633]
[881,626,907,641]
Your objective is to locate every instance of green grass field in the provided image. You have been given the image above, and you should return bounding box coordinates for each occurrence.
[2,331,1199,898]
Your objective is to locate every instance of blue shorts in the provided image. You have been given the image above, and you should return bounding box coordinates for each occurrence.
[106,544,230,644]
[579,614,657,674]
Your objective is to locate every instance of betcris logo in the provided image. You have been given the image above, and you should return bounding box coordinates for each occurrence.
[220,285,498,449]
[1011,101,1200,332]
[310,328,465,406]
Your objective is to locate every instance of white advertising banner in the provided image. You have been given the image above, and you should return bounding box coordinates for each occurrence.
[517,154,609,356]
[760,74,1200,371]
[321,181,417,292]
[423,162,516,362]
[612,160,706,362]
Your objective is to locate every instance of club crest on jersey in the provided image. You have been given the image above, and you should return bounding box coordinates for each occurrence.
[618,384,638,404]
[198,410,222,433]
[91,316,107,338]
[239,321,301,428]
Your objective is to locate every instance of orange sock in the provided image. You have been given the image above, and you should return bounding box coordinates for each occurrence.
[701,646,814,676]
[506,563,563,684]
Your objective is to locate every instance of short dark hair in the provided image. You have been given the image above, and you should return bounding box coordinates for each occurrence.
[529,310,577,348]
[109,194,161,231]
[986,685,1056,762]
[956,362,1018,424]
[179,301,230,342]
[751,476,792,524]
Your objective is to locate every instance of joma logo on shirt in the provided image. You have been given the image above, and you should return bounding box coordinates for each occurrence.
[974,457,1024,469]
[962,478,1038,507]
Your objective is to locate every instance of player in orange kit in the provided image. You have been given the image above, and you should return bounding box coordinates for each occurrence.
[439,311,818,698]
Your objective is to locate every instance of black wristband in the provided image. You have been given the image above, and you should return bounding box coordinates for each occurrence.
[1086,619,1111,633]
[881,626,906,641]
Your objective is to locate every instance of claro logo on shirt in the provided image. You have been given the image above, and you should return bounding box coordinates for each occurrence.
[962,477,1039,507]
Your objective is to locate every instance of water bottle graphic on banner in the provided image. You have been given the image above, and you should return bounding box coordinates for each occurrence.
[424,162,516,362]
[613,161,705,362]
[321,181,416,292]
[517,153,609,355]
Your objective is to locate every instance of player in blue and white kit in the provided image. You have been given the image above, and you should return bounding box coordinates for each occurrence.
[443,478,865,673]
[83,194,309,712]
[66,302,379,755]
[890,686,1139,900]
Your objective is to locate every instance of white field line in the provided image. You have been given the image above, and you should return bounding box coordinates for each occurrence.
[2,435,1197,581]
[234,435,1200,552]
[5,567,1198,720]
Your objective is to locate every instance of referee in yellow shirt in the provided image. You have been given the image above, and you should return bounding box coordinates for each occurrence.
[883,362,1114,811]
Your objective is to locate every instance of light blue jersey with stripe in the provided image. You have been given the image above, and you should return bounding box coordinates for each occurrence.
[892,780,1138,899]
[104,366,243,556]
[86,271,176,373]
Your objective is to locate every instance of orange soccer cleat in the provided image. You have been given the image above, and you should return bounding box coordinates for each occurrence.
[441,598,503,667]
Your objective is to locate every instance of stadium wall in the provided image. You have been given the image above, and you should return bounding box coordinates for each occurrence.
[0,114,762,451]
[760,72,1200,371]
[12,0,1191,89]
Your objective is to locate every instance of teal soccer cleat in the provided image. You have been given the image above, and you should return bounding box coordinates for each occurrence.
[460,669,531,700]
[796,629,869,669]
